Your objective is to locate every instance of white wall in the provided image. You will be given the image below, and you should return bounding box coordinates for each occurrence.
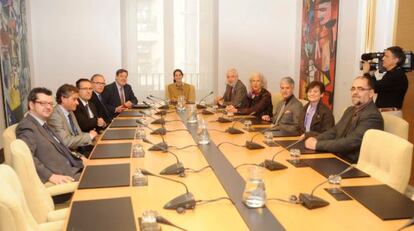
[30,0,122,93]
[218,0,299,95]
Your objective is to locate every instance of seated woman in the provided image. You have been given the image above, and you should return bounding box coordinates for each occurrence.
[166,69,196,103]
[301,80,335,136]
[226,72,272,118]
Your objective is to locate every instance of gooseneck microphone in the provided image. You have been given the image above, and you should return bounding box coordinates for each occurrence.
[149,94,170,109]
[139,109,166,125]
[397,217,414,231]
[299,164,355,209]
[259,137,305,171]
[143,138,185,176]
[140,169,196,212]
[225,111,255,134]
[197,91,214,109]
[144,99,170,115]
[245,124,277,150]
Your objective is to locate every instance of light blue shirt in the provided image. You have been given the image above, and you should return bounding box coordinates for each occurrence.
[304,102,317,132]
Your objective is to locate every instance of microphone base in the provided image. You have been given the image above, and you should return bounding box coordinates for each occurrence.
[164,192,196,211]
[196,104,207,109]
[150,128,167,135]
[259,159,287,171]
[148,142,168,152]
[202,109,214,115]
[299,193,330,209]
[226,127,244,134]
[151,118,166,125]
[160,162,185,176]
[158,105,169,110]
[245,141,265,150]
[155,110,168,116]
[217,117,232,123]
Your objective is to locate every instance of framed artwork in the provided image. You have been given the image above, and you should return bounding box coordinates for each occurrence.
[299,0,340,109]
[0,0,31,126]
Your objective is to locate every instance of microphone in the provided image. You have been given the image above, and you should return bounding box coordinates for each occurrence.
[225,111,255,134]
[197,91,213,109]
[397,217,414,231]
[143,138,185,176]
[259,137,304,171]
[140,169,195,212]
[145,98,169,115]
[245,124,277,150]
[216,102,242,123]
[149,95,170,110]
[298,164,355,209]
[153,212,187,231]
[138,110,166,125]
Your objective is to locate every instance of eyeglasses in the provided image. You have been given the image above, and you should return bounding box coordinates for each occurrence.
[350,87,372,92]
[92,82,105,86]
[35,101,54,107]
[79,87,93,91]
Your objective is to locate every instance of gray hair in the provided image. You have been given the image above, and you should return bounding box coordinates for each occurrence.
[249,72,267,89]
[226,68,239,79]
[280,76,295,87]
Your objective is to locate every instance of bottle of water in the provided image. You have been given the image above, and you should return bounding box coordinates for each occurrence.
[197,118,210,144]
[242,166,266,208]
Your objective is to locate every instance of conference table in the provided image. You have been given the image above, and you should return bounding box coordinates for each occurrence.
[64,106,413,231]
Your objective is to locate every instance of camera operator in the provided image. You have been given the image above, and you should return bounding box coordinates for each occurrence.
[362,46,408,117]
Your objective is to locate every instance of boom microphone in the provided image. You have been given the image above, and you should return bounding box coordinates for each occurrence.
[140,169,195,212]
[298,165,355,209]
[197,91,214,109]
[259,137,305,171]
[245,124,277,150]
[149,95,170,109]
[225,111,255,134]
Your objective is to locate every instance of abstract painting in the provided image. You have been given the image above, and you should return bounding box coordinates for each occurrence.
[0,0,31,126]
[299,0,339,109]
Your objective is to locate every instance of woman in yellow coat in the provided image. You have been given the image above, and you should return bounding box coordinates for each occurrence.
[166,69,196,103]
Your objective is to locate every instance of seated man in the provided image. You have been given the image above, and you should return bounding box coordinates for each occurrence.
[16,88,84,184]
[262,76,304,136]
[74,78,107,132]
[102,69,138,117]
[48,84,98,156]
[214,68,247,108]
[90,74,112,123]
[304,76,384,163]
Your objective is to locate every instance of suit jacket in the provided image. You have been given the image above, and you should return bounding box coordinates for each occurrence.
[73,99,102,132]
[238,88,273,118]
[272,95,304,135]
[222,80,247,107]
[101,82,138,117]
[315,101,384,163]
[301,101,335,136]
[16,114,83,183]
[90,91,112,123]
[48,105,92,149]
[166,82,196,103]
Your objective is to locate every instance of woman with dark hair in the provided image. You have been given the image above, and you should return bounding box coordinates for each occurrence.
[301,81,335,136]
[166,69,196,103]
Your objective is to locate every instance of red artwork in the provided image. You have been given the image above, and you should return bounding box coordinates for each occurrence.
[299,0,339,109]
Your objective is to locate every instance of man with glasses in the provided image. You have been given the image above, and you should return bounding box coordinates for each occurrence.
[74,78,106,132]
[48,84,98,157]
[304,76,384,163]
[90,74,112,123]
[16,88,84,185]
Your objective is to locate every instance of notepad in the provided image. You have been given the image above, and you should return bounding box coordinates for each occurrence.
[110,119,139,128]
[302,158,369,179]
[90,143,132,159]
[276,139,318,154]
[101,129,136,140]
[67,197,136,231]
[78,163,130,189]
[119,111,144,117]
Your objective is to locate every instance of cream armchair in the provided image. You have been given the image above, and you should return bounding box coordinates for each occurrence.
[2,123,18,165]
[0,164,64,231]
[357,129,413,193]
[10,139,76,223]
[381,112,409,140]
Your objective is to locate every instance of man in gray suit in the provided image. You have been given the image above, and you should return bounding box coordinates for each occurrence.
[263,76,304,136]
[48,84,97,152]
[305,76,384,163]
[16,88,84,184]
[214,68,247,107]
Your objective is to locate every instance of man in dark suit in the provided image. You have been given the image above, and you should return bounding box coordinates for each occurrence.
[214,68,247,108]
[101,69,138,117]
[74,78,107,132]
[305,76,384,163]
[262,77,304,136]
[16,88,84,184]
[90,74,112,123]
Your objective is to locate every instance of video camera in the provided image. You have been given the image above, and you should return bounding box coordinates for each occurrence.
[360,51,414,73]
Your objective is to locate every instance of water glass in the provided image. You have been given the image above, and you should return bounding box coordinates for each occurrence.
[187,104,197,123]
[242,166,266,208]
[141,210,160,231]
[264,131,274,143]
[289,148,301,163]
[197,119,210,145]
[135,126,146,140]
[177,95,186,111]
[244,120,252,131]
[132,144,145,158]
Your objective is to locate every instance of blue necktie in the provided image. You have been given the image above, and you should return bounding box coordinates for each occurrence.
[67,114,79,135]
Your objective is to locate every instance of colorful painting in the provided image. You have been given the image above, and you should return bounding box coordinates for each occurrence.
[0,0,31,126]
[299,0,339,109]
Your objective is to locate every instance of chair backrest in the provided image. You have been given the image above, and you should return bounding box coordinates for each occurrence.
[381,112,409,140]
[0,164,39,231]
[357,129,413,193]
[10,139,55,223]
[2,123,18,165]
[271,92,283,115]
[299,99,309,106]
